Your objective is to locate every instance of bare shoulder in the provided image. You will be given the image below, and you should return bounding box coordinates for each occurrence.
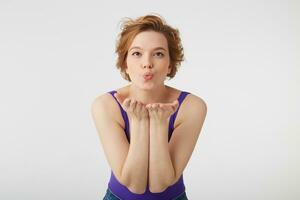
[176,93,207,125]
[167,85,207,111]
[90,92,125,128]
[91,93,113,115]
[185,93,207,111]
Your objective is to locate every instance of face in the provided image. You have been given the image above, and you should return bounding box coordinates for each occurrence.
[126,31,171,90]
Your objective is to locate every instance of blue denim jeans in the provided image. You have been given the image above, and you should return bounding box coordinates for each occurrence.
[103,188,188,200]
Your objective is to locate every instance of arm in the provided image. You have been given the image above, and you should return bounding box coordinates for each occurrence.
[148,118,175,193]
[147,95,207,193]
[91,94,149,194]
[121,118,149,194]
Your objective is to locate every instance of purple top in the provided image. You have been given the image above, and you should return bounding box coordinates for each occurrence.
[107,90,190,200]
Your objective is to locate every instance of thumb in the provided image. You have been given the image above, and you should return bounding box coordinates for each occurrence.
[172,100,179,109]
[173,99,179,105]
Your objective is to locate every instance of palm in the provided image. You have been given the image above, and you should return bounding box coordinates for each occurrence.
[113,92,149,120]
[146,100,179,120]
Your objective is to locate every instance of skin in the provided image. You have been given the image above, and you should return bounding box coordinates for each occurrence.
[91,30,207,194]
[115,30,182,193]
[125,30,172,105]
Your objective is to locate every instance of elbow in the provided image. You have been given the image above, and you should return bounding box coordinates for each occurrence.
[119,175,147,194]
[149,175,176,193]
[127,184,147,194]
[149,180,171,193]
[149,184,168,193]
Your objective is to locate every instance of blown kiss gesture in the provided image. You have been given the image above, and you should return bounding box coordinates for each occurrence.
[113,92,179,122]
[145,101,179,122]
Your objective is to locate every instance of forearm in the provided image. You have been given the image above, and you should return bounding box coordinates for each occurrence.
[120,118,149,194]
[148,119,175,192]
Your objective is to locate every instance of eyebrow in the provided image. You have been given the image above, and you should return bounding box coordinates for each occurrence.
[129,46,167,52]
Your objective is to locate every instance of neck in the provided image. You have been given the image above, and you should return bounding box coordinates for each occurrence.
[128,84,169,105]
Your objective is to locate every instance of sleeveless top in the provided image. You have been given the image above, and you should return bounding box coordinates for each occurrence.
[107,90,190,200]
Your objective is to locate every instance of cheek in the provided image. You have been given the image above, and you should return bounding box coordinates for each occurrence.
[126,57,137,68]
[161,56,170,66]
[125,62,139,79]
[126,58,133,73]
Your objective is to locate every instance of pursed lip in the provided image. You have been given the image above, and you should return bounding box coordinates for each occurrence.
[142,72,154,80]
[143,72,154,77]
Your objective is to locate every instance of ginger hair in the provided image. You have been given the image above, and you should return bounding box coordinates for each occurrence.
[115,14,184,81]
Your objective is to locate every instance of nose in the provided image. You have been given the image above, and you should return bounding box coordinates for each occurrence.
[143,64,153,69]
[142,55,153,69]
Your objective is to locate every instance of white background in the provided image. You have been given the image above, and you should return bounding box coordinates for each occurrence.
[0,0,299,199]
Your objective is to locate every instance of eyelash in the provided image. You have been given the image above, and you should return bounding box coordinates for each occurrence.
[131,52,164,57]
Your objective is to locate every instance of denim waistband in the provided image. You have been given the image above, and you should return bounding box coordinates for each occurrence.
[103,188,188,200]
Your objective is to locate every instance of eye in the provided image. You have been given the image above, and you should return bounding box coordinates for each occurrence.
[155,52,164,57]
[132,52,141,56]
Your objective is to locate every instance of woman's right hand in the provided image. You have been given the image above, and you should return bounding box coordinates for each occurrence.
[114,92,149,121]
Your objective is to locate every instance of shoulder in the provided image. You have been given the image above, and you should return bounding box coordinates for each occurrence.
[167,85,207,110]
[176,92,207,125]
[90,92,125,128]
[91,92,114,112]
[185,93,207,112]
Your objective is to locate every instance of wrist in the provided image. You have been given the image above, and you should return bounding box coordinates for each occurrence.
[150,119,169,131]
[130,116,149,123]
[130,117,150,129]
[150,117,169,125]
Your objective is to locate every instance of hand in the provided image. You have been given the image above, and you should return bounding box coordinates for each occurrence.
[114,92,149,121]
[145,100,179,121]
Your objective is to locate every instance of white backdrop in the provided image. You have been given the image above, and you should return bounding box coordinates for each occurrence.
[0,0,299,199]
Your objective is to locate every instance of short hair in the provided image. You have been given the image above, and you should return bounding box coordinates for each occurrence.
[115,14,184,81]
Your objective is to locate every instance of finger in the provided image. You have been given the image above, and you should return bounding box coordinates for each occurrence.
[173,104,179,112]
[136,101,142,112]
[129,99,137,111]
[141,102,147,112]
[153,103,159,111]
[159,103,166,110]
[123,98,131,109]
[171,100,179,108]
[143,104,150,113]
[145,105,150,112]
[172,100,179,106]
[146,104,153,112]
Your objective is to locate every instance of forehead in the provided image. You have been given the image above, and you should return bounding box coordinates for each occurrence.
[129,31,168,50]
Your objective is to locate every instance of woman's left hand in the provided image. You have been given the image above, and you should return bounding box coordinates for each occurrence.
[145,100,179,122]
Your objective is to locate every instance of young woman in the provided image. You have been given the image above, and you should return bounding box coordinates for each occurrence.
[91,14,207,200]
